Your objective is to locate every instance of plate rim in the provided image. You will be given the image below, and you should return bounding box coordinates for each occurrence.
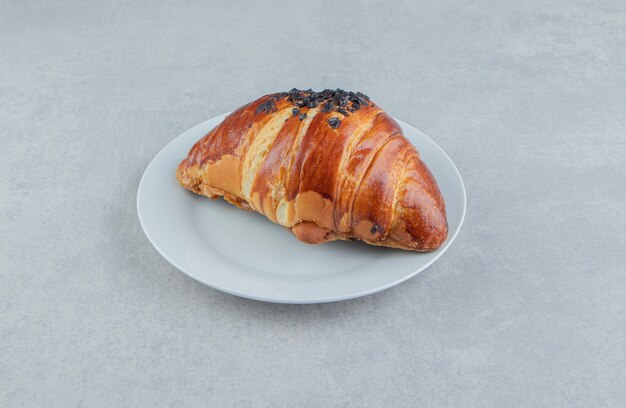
[137,114,466,304]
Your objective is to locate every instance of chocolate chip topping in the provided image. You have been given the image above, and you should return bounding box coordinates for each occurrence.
[327,117,341,129]
[321,102,333,113]
[256,99,276,114]
[285,88,371,127]
[336,107,349,116]
[257,89,373,128]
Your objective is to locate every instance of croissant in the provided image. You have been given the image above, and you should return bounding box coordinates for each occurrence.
[176,89,447,251]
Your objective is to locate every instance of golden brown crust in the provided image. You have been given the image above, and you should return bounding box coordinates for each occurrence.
[176,90,448,252]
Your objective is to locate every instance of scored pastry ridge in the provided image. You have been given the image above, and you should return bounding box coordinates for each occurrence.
[332,109,382,232]
[176,89,448,252]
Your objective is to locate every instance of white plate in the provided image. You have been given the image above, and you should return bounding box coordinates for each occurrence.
[137,113,466,303]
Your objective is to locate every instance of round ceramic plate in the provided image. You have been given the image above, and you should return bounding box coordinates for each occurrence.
[137,113,466,303]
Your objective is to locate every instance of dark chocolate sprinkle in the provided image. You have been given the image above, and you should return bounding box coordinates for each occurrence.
[292,107,300,116]
[299,113,307,121]
[370,225,378,234]
[256,99,276,114]
[282,88,371,115]
[327,117,341,129]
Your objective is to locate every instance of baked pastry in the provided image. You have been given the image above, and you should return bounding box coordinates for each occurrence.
[176,89,447,251]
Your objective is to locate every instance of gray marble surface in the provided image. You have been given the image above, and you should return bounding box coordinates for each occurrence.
[2,1,626,406]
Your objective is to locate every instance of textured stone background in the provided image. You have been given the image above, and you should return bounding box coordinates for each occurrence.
[2,1,625,406]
